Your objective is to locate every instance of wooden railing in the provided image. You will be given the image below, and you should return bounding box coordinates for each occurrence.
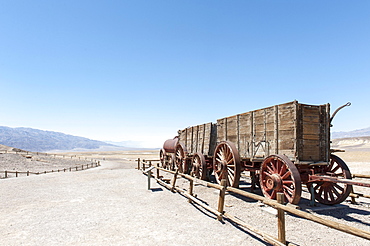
[0,162,100,179]
[138,158,370,245]
[0,149,100,179]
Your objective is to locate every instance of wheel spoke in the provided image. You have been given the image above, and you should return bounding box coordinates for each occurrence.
[279,164,287,176]
[270,161,277,173]
[333,183,344,192]
[228,168,234,178]
[281,170,292,180]
[283,185,294,194]
[332,185,341,197]
[282,180,293,185]
[227,158,234,165]
[328,186,335,201]
[331,164,340,174]
[318,186,324,197]
[266,165,274,174]
[323,187,329,201]
[263,171,272,178]
[270,189,277,199]
[228,167,235,174]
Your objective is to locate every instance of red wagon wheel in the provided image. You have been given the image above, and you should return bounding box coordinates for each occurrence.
[191,153,208,180]
[260,155,302,204]
[213,141,241,188]
[307,155,352,205]
[168,153,175,170]
[175,144,187,173]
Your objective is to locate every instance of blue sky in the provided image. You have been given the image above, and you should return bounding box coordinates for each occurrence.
[1,1,369,147]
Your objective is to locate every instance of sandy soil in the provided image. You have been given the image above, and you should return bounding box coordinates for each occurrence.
[1,148,370,245]
[0,160,269,246]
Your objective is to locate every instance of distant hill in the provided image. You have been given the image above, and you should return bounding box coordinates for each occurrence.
[0,126,118,152]
[331,127,370,151]
[332,127,370,139]
[331,136,370,151]
[105,140,144,148]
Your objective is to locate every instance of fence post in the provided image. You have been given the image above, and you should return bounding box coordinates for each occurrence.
[188,179,194,203]
[217,178,227,221]
[27,171,29,176]
[277,193,286,244]
[156,163,160,179]
[148,169,152,190]
[137,158,140,170]
[171,170,179,192]
[5,171,7,178]
[16,171,18,177]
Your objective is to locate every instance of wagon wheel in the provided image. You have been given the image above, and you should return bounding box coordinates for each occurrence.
[163,153,175,170]
[260,155,302,204]
[159,149,166,168]
[213,141,241,188]
[307,155,352,205]
[191,153,208,180]
[167,153,175,171]
[175,144,187,173]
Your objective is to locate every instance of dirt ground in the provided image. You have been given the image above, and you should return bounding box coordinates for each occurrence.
[1,148,370,245]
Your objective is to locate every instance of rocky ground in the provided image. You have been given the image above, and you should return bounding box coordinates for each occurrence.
[1,149,370,245]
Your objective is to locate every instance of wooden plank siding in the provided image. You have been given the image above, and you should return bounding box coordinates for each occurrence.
[178,123,216,157]
[216,101,330,163]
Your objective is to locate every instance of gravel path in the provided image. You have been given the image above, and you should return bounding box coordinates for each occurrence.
[1,158,370,245]
[0,160,269,246]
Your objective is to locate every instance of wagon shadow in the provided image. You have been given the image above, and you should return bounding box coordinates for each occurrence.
[228,179,264,203]
[308,204,370,227]
[187,201,273,246]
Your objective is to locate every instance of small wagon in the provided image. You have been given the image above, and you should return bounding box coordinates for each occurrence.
[160,101,357,205]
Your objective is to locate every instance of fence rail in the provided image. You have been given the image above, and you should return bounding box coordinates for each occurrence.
[0,162,100,179]
[0,149,98,162]
[137,158,370,245]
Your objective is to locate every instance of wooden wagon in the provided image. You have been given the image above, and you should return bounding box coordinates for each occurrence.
[160,101,357,205]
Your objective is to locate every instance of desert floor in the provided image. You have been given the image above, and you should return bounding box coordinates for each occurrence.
[1,148,370,245]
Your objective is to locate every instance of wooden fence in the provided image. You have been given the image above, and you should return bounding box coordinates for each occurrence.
[138,158,370,246]
[0,149,100,179]
[0,149,97,162]
[0,162,100,179]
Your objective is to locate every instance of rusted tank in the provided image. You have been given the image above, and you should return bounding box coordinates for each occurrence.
[162,137,179,153]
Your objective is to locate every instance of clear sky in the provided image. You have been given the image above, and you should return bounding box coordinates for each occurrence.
[1,1,369,148]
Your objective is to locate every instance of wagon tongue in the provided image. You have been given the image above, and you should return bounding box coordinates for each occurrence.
[309,175,370,188]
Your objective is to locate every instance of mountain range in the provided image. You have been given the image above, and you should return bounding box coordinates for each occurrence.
[0,126,119,152]
[331,127,370,139]
[1,126,370,153]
